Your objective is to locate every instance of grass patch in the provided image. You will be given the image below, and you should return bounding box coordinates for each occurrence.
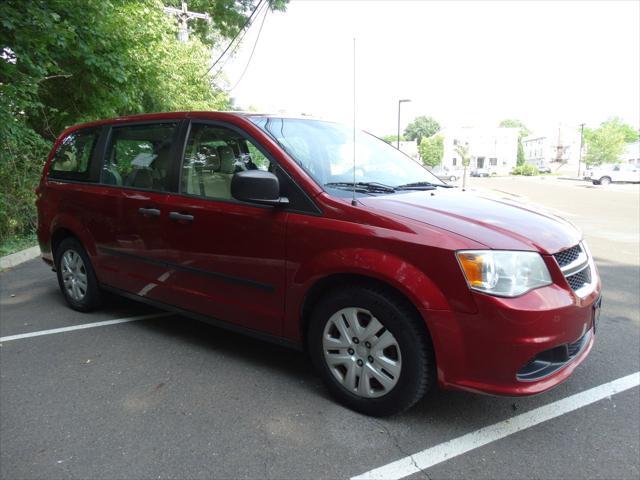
[0,233,37,257]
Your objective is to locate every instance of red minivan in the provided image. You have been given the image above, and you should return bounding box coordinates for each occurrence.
[36,112,601,416]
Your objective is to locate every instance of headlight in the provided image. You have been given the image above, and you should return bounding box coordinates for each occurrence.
[456,250,552,297]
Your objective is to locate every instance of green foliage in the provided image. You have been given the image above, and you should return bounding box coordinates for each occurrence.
[584,118,637,165]
[381,134,405,144]
[404,116,440,144]
[454,143,470,167]
[499,120,529,167]
[511,164,539,176]
[517,140,525,166]
[1,0,231,138]
[419,135,444,168]
[499,119,530,138]
[165,0,288,45]
[0,0,287,245]
[0,232,37,257]
[0,116,49,241]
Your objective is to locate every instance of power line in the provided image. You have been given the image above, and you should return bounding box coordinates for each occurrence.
[210,0,269,82]
[202,0,265,77]
[228,1,269,91]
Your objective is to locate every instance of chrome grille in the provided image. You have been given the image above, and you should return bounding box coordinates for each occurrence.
[554,243,593,295]
[553,244,583,268]
[566,267,592,291]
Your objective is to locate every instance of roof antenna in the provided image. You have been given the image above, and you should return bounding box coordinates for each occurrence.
[351,37,357,207]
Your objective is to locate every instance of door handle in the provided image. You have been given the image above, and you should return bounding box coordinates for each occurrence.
[138,207,161,217]
[169,211,194,222]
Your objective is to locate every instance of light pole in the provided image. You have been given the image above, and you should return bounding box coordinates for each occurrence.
[577,123,585,177]
[397,99,411,149]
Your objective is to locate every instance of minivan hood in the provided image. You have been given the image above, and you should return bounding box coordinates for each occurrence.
[360,189,581,253]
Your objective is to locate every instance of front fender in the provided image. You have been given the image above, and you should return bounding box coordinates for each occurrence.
[283,247,451,340]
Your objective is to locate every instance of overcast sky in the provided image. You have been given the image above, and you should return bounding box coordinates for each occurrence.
[222,0,640,136]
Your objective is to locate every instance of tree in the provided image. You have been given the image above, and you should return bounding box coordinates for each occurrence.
[381,134,405,145]
[419,135,444,168]
[455,143,471,188]
[0,0,288,243]
[164,0,288,46]
[499,119,530,166]
[499,119,530,137]
[517,140,526,166]
[584,118,637,165]
[404,116,440,144]
[595,117,638,144]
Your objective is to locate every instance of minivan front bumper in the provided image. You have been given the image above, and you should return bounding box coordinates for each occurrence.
[422,279,601,396]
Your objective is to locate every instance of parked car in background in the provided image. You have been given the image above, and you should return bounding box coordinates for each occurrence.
[538,164,552,174]
[470,168,492,177]
[37,112,601,416]
[429,165,462,182]
[584,163,640,185]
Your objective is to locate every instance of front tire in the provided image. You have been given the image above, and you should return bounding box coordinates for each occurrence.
[54,237,102,312]
[599,176,612,186]
[308,286,435,416]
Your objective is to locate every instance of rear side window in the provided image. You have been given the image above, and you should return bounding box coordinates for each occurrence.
[49,129,99,181]
[102,123,178,191]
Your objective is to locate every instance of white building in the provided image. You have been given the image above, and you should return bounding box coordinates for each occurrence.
[621,141,640,165]
[523,124,582,167]
[397,140,419,161]
[439,127,519,174]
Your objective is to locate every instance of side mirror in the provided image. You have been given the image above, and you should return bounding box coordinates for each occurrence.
[231,170,289,206]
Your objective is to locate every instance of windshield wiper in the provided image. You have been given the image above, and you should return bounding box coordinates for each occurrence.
[324,182,397,193]
[395,181,453,190]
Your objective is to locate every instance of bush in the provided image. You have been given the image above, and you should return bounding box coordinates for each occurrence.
[511,164,539,176]
[0,117,49,244]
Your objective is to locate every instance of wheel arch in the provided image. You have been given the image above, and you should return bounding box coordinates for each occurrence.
[299,273,434,351]
[49,213,98,259]
[51,228,78,259]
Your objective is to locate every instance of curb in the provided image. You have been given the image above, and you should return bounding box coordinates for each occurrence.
[0,246,41,270]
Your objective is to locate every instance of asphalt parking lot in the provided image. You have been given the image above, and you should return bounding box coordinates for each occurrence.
[1,177,639,480]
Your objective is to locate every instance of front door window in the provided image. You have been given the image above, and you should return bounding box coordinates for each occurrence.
[181,124,272,200]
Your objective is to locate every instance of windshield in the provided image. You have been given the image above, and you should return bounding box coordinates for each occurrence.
[249,117,445,193]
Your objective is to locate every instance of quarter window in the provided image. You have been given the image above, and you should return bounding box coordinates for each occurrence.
[102,123,178,191]
[181,124,273,200]
[49,129,98,180]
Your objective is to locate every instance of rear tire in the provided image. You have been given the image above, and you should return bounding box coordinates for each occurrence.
[308,286,435,416]
[54,237,102,312]
[599,176,612,186]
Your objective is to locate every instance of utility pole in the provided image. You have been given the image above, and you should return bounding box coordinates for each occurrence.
[577,123,585,177]
[164,1,211,43]
[397,99,411,149]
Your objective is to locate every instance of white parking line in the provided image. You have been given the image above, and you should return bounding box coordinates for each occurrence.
[0,312,171,343]
[352,372,640,480]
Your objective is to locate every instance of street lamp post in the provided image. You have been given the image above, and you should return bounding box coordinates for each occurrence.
[397,99,411,149]
[577,123,585,177]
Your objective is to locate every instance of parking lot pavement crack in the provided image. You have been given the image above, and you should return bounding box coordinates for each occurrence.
[368,419,431,480]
